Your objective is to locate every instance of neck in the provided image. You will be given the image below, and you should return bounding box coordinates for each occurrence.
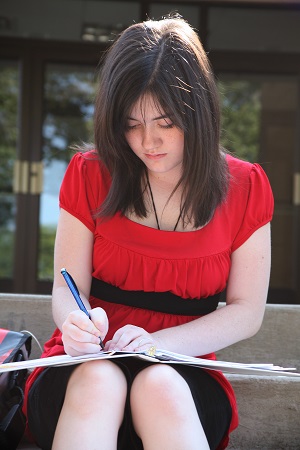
[145,171,183,231]
[146,166,183,188]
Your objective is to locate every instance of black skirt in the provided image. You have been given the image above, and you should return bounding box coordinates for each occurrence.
[27,357,232,450]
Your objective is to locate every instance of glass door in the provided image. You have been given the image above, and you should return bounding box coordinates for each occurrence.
[0,60,19,291]
[218,75,300,304]
[0,34,101,294]
[38,63,97,288]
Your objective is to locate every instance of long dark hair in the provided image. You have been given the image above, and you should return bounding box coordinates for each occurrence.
[94,16,228,228]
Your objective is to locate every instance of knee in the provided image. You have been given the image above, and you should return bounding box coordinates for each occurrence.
[66,360,127,409]
[130,365,190,417]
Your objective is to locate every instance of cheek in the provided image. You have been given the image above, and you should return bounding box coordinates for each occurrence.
[170,134,184,155]
[169,129,184,144]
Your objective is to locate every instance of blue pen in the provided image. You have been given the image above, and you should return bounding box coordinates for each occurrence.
[61,268,105,350]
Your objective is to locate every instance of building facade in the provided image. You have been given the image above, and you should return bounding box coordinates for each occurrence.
[0,0,300,303]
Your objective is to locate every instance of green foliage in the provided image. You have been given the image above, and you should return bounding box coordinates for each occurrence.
[37,66,97,280]
[0,65,18,277]
[38,226,56,280]
[0,66,18,228]
[0,227,14,277]
[42,67,96,165]
[218,80,261,162]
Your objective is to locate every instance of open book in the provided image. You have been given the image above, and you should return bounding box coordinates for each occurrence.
[0,349,299,377]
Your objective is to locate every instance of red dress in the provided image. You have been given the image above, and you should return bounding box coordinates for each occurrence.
[24,151,274,448]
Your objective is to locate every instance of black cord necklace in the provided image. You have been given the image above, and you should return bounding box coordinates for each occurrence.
[146,172,182,231]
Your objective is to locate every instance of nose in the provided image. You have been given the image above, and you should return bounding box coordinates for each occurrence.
[141,126,161,151]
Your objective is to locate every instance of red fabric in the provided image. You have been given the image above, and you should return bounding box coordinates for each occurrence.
[0,328,9,345]
[0,329,10,363]
[23,151,274,448]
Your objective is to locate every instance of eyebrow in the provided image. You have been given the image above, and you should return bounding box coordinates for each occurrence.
[127,114,172,122]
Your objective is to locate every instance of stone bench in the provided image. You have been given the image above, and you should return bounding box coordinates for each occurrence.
[0,294,299,449]
[217,303,300,449]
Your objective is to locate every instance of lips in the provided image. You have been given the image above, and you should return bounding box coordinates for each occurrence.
[145,153,167,160]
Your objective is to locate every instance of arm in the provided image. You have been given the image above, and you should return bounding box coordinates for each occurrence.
[108,222,271,356]
[52,208,108,356]
[153,222,271,355]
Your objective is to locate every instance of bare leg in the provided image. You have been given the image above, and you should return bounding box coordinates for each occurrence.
[52,360,127,450]
[130,365,210,450]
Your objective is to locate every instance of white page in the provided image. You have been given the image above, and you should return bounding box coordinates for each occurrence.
[1,350,299,377]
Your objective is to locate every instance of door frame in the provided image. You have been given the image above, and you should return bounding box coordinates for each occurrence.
[0,37,105,293]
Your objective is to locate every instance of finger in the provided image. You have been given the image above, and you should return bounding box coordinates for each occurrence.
[89,307,109,338]
[104,340,112,351]
[63,340,102,357]
[124,337,153,353]
[63,322,100,346]
[68,310,100,337]
[110,326,144,350]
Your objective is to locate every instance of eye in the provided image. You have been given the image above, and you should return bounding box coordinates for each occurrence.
[157,116,175,129]
[125,122,140,131]
[159,122,174,129]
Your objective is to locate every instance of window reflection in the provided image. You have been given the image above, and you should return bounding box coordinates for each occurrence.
[0,61,19,278]
[219,75,299,303]
[149,3,199,29]
[39,64,96,280]
[218,79,261,162]
[209,8,300,53]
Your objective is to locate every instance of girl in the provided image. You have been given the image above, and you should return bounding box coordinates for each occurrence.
[24,16,273,450]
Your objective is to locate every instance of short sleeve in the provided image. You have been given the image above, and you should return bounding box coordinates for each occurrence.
[59,152,105,233]
[231,162,274,251]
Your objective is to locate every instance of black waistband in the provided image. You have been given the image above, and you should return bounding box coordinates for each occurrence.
[90,277,221,316]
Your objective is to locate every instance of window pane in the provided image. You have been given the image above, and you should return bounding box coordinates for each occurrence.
[0,61,19,279]
[0,0,140,42]
[219,75,299,303]
[209,7,300,53]
[218,78,261,162]
[149,3,200,29]
[38,64,96,280]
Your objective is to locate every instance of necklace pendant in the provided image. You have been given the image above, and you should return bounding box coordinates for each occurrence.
[146,173,182,232]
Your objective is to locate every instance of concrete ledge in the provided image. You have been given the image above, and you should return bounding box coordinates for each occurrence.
[1,294,299,449]
[0,294,53,358]
[226,374,300,449]
[17,374,300,450]
[217,303,300,370]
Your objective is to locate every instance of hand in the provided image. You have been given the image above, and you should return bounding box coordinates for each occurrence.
[105,324,157,353]
[62,307,108,356]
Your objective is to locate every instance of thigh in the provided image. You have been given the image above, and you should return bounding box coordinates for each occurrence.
[114,359,232,450]
[27,365,76,450]
[27,359,146,450]
[27,359,231,450]
[171,364,232,449]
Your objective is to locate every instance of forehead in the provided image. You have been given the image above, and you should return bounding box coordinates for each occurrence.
[129,94,165,119]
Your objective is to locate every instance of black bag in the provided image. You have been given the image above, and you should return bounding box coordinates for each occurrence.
[0,329,32,450]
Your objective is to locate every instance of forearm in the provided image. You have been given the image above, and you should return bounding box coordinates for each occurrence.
[155,224,271,357]
[52,209,94,331]
[152,300,264,357]
[52,285,92,332]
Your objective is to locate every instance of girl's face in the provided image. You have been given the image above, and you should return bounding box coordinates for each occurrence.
[124,94,184,179]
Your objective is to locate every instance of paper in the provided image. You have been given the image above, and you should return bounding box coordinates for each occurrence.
[0,349,299,377]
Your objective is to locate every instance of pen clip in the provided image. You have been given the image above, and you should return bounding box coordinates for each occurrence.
[66,271,80,296]
[61,268,91,320]
[61,268,80,295]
